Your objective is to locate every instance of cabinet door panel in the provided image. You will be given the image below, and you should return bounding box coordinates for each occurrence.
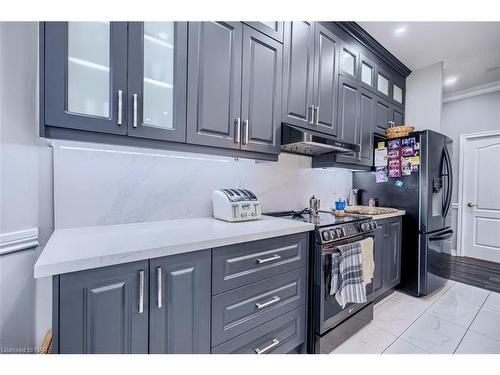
[149,250,211,354]
[373,221,385,299]
[374,97,391,136]
[313,24,339,135]
[243,22,284,42]
[392,106,404,126]
[241,26,282,154]
[187,22,242,149]
[59,261,148,354]
[337,76,359,144]
[44,22,127,134]
[383,218,402,289]
[282,22,315,128]
[127,22,187,142]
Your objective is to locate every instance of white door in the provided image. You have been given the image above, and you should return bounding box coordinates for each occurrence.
[461,133,500,263]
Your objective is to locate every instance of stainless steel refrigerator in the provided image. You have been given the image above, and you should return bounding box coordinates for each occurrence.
[353,130,453,296]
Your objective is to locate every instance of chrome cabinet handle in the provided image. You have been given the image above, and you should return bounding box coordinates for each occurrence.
[138,270,144,314]
[315,106,320,125]
[256,254,281,264]
[254,338,280,354]
[133,94,138,128]
[308,105,314,125]
[357,144,362,161]
[255,296,281,309]
[242,119,249,145]
[117,90,123,125]
[234,118,241,144]
[156,267,162,309]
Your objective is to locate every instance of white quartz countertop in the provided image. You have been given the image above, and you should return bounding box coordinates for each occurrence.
[34,216,315,278]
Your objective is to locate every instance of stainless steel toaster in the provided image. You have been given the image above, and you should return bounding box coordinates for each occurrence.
[212,189,262,222]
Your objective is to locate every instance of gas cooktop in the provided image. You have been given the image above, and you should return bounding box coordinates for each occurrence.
[265,209,371,228]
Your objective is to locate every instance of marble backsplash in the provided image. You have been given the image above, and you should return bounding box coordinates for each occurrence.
[52,140,353,229]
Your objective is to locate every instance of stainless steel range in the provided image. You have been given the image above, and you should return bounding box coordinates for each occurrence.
[266,209,377,353]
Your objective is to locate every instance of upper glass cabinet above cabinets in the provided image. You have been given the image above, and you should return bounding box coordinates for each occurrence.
[67,22,111,118]
[361,61,374,87]
[127,22,187,142]
[142,22,175,129]
[44,22,128,135]
[377,73,389,96]
[341,49,356,77]
[393,84,403,104]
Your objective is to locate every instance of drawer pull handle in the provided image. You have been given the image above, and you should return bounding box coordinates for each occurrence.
[255,338,280,354]
[256,254,281,264]
[138,270,144,314]
[255,296,281,309]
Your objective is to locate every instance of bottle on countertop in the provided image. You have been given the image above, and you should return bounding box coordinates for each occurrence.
[334,199,346,217]
[368,197,376,208]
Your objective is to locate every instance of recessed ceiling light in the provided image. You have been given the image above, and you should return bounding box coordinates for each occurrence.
[486,66,500,72]
[394,26,407,36]
[444,76,458,86]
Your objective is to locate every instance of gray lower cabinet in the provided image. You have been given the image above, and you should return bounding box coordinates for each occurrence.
[149,250,211,354]
[57,261,149,354]
[373,216,402,301]
[211,306,306,354]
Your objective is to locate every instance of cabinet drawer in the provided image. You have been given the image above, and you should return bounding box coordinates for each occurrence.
[211,305,306,354]
[212,268,306,346]
[212,233,308,294]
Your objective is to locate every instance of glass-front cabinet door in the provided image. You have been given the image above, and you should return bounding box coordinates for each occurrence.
[44,22,128,134]
[127,22,187,142]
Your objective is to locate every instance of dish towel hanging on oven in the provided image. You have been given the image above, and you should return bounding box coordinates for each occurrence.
[359,237,374,287]
[334,241,367,308]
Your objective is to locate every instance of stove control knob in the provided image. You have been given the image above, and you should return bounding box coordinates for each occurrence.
[371,221,377,230]
[336,228,344,238]
[322,230,331,242]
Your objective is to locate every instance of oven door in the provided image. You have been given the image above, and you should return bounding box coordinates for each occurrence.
[315,234,375,335]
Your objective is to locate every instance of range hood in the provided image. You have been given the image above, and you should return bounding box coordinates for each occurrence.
[280,124,360,156]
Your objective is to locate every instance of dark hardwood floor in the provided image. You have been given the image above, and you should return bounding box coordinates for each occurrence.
[434,253,500,293]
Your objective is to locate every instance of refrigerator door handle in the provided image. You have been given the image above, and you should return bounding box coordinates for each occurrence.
[442,146,453,219]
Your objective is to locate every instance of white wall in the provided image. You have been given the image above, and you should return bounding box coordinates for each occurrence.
[405,62,443,132]
[52,140,353,229]
[441,90,500,250]
[0,22,53,353]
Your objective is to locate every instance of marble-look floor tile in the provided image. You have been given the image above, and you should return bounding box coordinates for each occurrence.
[469,307,500,341]
[331,323,397,354]
[427,283,490,328]
[374,292,395,309]
[483,292,500,314]
[383,338,429,354]
[455,330,500,354]
[400,313,467,354]
[371,300,424,336]
[389,291,434,313]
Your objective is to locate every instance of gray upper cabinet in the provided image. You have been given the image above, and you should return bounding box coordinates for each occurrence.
[58,261,149,354]
[243,22,284,42]
[312,23,340,135]
[44,22,128,135]
[336,75,359,146]
[127,22,188,142]
[339,42,359,81]
[336,86,374,166]
[186,22,242,150]
[392,106,404,126]
[374,96,392,136]
[282,22,339,135]
[282,21,315,129]
[240,26,283,154]
[149,250,211,354]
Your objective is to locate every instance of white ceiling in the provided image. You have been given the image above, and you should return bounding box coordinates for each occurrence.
[358,22,500,93]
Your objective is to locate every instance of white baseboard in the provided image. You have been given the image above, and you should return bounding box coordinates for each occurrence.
[0,228,39,256]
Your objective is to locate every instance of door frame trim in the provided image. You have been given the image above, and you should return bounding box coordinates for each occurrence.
[457,130,500,256]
